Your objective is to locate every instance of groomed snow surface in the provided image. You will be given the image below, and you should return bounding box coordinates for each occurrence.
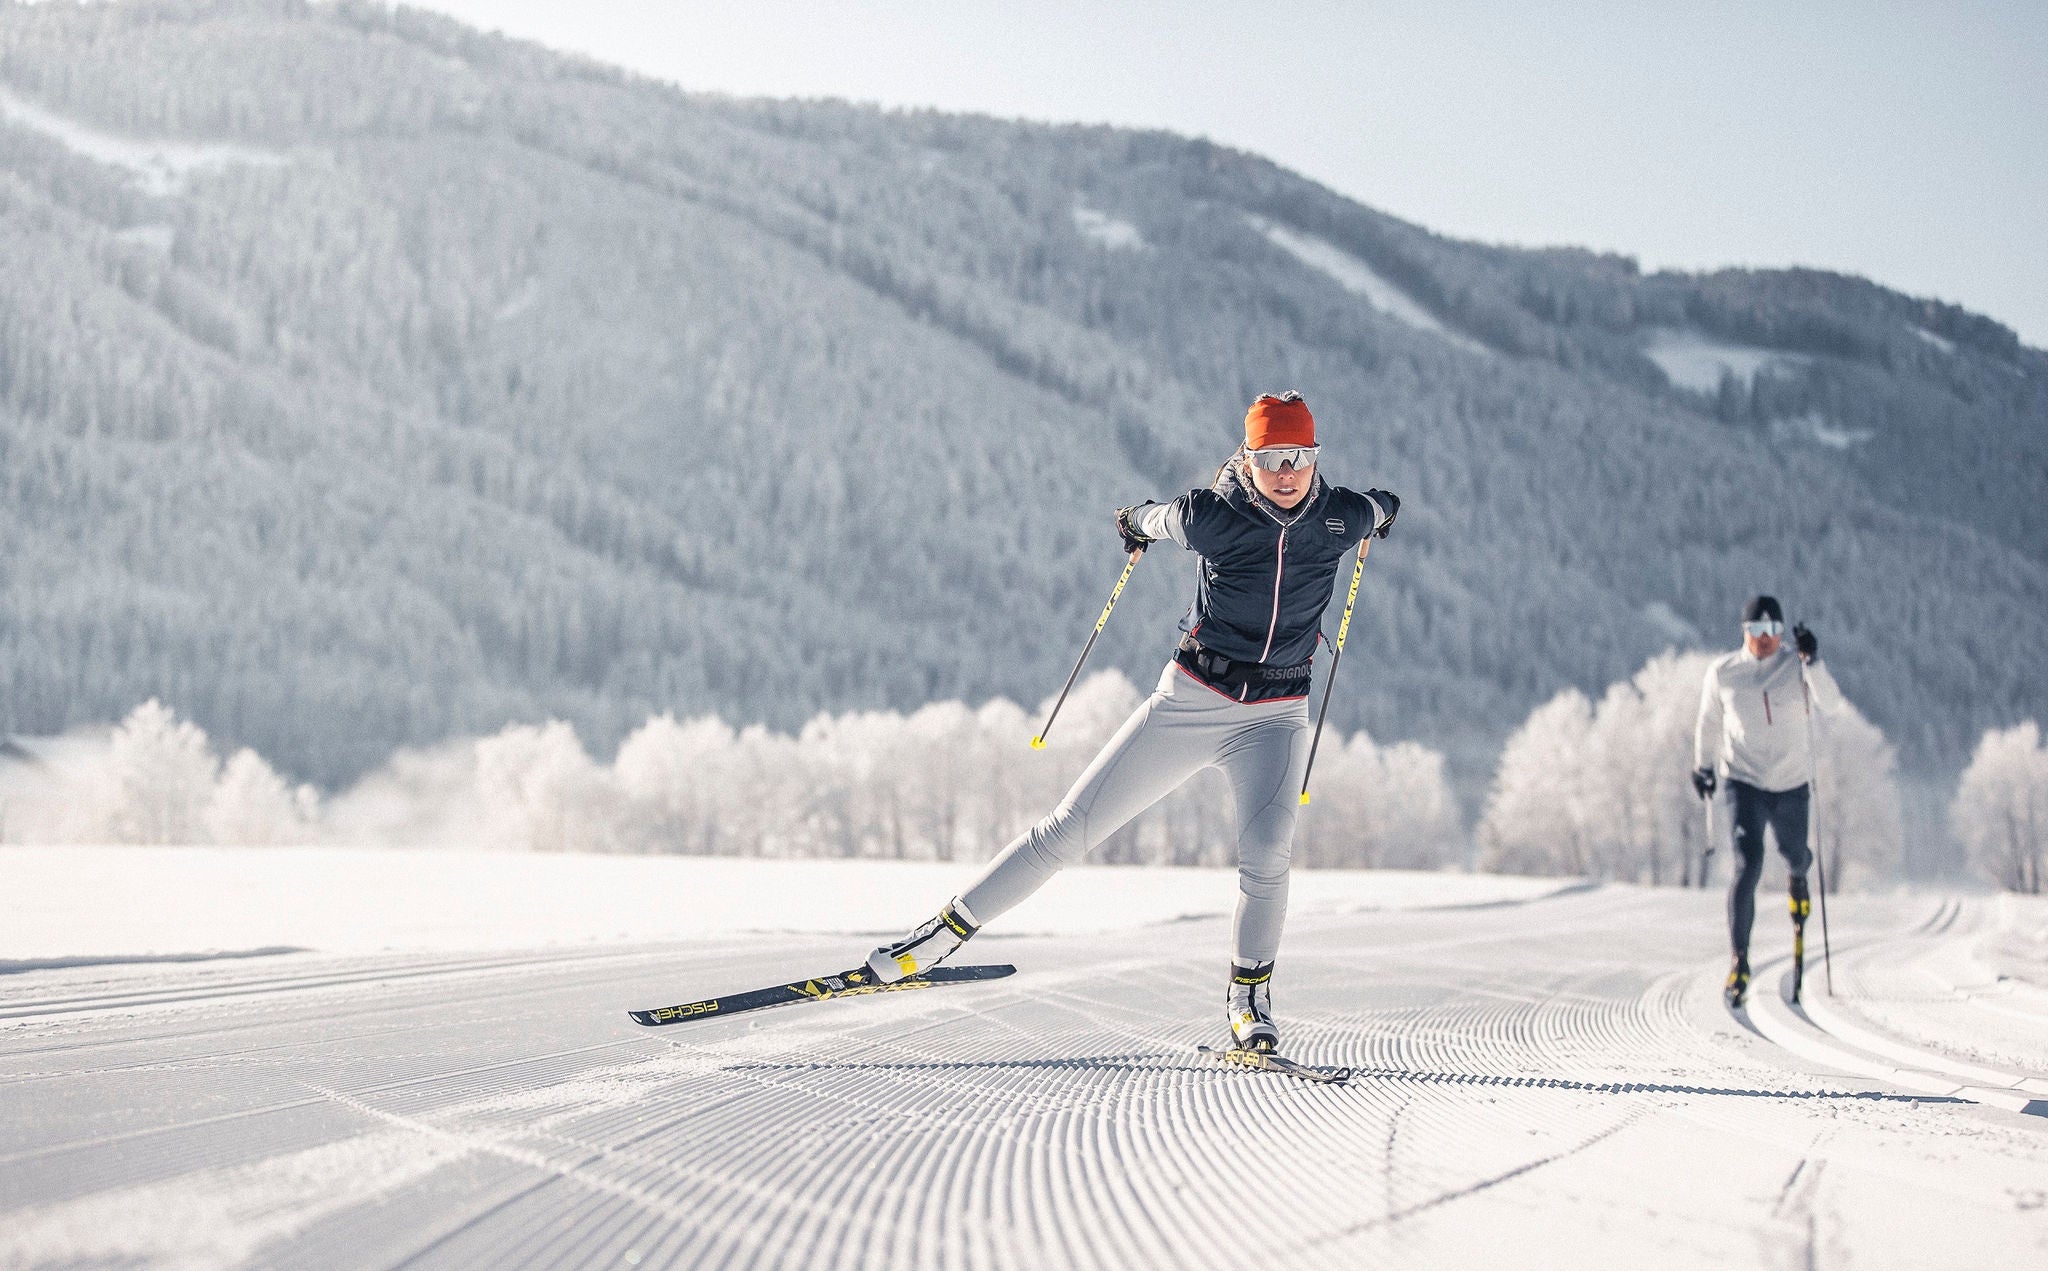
[2,847,2044,1270]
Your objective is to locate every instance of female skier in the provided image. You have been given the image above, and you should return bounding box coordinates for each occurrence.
[865,391,1398,1051]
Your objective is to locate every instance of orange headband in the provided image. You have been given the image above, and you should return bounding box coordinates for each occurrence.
[1244,396,1315,449]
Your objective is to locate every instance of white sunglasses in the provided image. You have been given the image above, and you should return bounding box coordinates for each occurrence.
[1244,445,1320,472]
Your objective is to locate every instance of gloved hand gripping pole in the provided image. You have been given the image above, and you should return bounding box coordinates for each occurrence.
[1031,549,1142,749]
[1299,537,1370,804]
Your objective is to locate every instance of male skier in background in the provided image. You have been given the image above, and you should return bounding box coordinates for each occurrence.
[1691,595,1842,1007]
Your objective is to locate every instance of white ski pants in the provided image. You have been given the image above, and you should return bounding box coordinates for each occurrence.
[959,662,1312,964]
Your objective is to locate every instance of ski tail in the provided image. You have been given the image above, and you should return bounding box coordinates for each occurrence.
[629,962,1015,1027]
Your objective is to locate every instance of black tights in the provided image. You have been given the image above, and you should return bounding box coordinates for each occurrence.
[1726,780,1812,963]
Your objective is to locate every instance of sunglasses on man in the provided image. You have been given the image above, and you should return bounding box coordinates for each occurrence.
[1742,619,1784,638]
[1244,445,1320,472]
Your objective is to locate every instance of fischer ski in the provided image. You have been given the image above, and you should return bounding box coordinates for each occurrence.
[1790,895,1810,1005]
[1198,1045,1352,1085]
[628,962,1016,1027]
[1787,875,1814,1005]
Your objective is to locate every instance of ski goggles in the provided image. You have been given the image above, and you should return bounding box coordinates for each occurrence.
[1244,445,1320,472]
[1741,619,1784,637]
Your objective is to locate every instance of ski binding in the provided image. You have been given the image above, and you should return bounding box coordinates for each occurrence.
[1199,1044,1352,1085]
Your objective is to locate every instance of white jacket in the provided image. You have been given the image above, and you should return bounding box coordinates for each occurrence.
[1694,646,1843,793]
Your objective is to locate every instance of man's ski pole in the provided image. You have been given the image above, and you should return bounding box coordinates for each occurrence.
[1299,537,1371,805]
[1814,843,1833,994]
[1799,653,1835,996]
[1031,549,1142,749]
[1700,791,1716,889]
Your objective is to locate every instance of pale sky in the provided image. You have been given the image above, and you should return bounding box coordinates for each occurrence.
[409,1,2048,348]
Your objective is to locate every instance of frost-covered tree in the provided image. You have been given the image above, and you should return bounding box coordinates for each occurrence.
[1297,731,1461,869]
[1951,722,2047,894]
[1589,652,1718,885]
[1480,651,1902,886]
[3,699,318,845]
[314,670,1460,867]
[613,714,742,855]
[206,747,319,845]
[471,720,617,853]
[1809,696,1905,891]
[1478,689,1596,875]
[97,699,219,845]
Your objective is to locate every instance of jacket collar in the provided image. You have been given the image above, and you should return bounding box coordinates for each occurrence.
[1215,458,1326,526]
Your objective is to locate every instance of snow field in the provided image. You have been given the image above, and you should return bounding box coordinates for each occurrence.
[0,852,2044,1269]
[0,844,1564,962]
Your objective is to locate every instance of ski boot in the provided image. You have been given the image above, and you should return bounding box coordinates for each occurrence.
[1226,960,1280,1052]
[1724,954,1751,1009]
[1788,874,1811,924]
[866,898,979,984]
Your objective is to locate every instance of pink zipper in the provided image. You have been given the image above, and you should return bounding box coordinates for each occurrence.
[1260,529,1287,661]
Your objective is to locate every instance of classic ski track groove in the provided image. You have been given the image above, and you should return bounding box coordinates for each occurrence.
[3,891,2045,1269]
[1736,896,2048,1115]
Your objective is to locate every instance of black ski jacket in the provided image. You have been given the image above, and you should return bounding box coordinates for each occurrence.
[1130,465,1393,700]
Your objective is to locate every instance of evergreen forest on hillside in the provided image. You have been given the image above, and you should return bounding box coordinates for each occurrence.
[2,0,2044,795]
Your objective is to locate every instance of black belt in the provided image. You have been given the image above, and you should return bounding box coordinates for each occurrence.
[1175,636,1313,686]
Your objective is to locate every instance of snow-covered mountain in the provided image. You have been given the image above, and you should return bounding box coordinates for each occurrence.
[2,0,2043,790]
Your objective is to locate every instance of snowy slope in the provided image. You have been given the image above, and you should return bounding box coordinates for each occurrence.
[2,849,2044,1269]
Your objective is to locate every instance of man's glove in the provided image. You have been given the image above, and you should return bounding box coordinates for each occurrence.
[1691,767,1717,799]
[1115,505,1156,555]
[1793,623,1818,662]
[1366,490,1400,539]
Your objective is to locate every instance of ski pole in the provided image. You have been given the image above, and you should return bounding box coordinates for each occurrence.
[1700,790,1716,889]
[1299,537,1371,805]
[1031,549,1142,749]
[1799,652,1835,996]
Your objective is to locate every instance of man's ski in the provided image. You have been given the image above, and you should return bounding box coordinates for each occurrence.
[1789,887,1812,1005]
[1791,916,1808,1005]
[628,962,1015,1027]
[1198,1044,1352,1085]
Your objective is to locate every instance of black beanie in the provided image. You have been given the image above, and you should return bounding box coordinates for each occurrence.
[1742,595,1783,623]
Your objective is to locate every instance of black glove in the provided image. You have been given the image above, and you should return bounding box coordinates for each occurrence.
[1793,623,1818,661]
[1691,767,1717,799]
[1366,489,1400,539]
[1115,505,1156,554]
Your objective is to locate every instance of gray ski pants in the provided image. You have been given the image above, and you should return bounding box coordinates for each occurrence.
[959,662,1312,964]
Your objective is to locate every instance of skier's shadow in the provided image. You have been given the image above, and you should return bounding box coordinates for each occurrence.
[1338,1065,1967,1106]
[0,946,309,975]
[721,1054,1963,1104]
[724,1052,1171,1077]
